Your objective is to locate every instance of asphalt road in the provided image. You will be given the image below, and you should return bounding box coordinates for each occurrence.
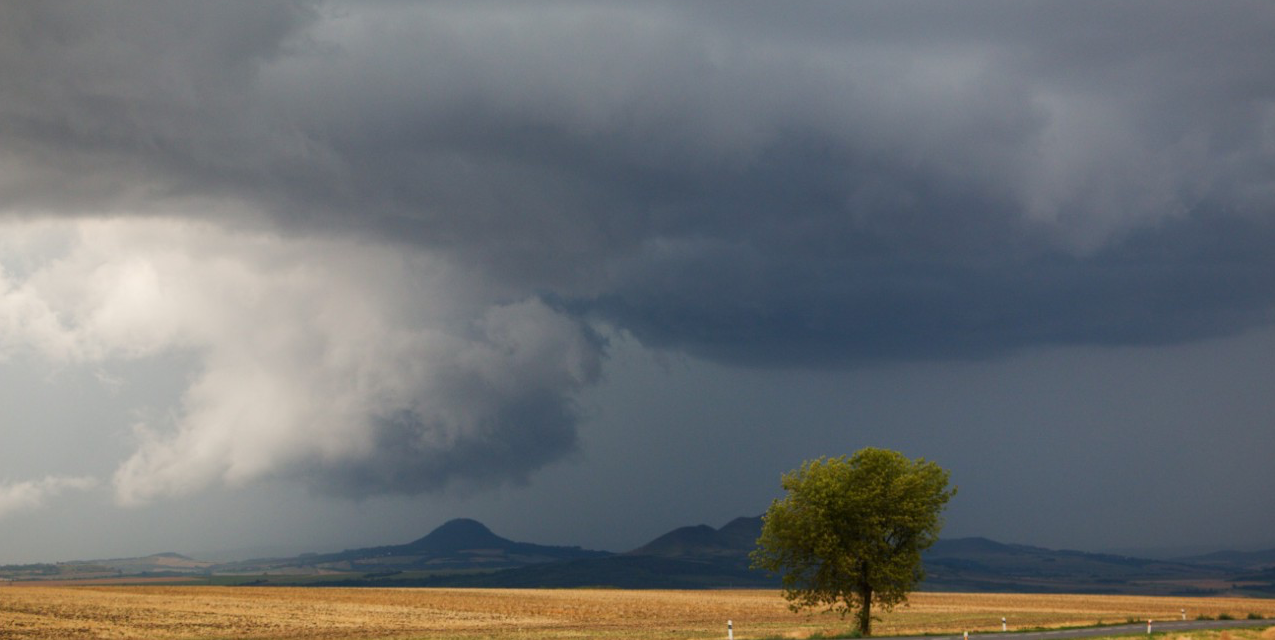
[886,618,1274,640]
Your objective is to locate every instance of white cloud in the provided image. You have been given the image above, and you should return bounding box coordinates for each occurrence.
[0,217,602,506]
[0,476,98,520]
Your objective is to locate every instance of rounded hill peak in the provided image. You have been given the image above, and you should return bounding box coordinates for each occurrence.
[435,518,493,536]
[408,518,509,553]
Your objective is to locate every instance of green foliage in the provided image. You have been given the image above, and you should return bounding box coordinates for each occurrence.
[1246,612,1264,620]
[750,448,956,636]
[1216,613,1235,620]
[0,563,59,578]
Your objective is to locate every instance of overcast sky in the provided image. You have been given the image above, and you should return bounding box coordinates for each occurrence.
[2,1,1274,564]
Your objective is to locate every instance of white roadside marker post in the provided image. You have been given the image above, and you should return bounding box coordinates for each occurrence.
[1181,609,1186,621]
[728,620,733,640]
[965,631,969,640]
[1002,618,1007,632]
[1147,619,1152,634]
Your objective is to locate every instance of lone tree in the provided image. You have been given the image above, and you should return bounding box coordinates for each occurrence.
[751,448,956,636]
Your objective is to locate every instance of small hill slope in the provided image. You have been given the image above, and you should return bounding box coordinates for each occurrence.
[214,518,609,574]
[630,516,762,559]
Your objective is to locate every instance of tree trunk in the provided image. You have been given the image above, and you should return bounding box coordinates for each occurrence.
[856,583,873,636]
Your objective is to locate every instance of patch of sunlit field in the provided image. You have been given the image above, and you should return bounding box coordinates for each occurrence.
[865,593,1275,637]
[1188,630,1275,640]
[2,586,1274,640]
[1141,627,1275,640]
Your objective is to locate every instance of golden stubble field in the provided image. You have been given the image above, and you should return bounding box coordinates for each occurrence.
[2,586,1274,640]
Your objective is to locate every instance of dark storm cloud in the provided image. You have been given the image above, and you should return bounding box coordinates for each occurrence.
[4,0,1274,364]
[588,203,1275,366]
[3,0,1275,554]
[314,390,581,497]
[0,1,319,211]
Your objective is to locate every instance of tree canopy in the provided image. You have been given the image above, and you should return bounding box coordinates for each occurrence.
[750,448,956,636]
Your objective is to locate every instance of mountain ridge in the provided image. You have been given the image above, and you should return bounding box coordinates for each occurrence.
[628,515,764,560]
[4,516,1275,595]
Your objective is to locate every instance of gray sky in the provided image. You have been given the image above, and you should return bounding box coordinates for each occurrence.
[1,0,1273,563]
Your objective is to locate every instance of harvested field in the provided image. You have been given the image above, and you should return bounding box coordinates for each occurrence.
[11,576,197,587]
[1,586,1273,640]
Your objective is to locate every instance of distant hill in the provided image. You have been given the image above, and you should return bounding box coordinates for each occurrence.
[210,518,609,575]
[320,516,774,589]
[5,514,1275,596]
[1177,548,1275,571]
[0,552,215,582]
[404,518,512,553]
[473,515,770,588]
[921,537,1236,595]
[442,522,1275,593]
[394,518,610,565]
[420,519,1270,593]
[91,552,215,575]
[630,516,762,559]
